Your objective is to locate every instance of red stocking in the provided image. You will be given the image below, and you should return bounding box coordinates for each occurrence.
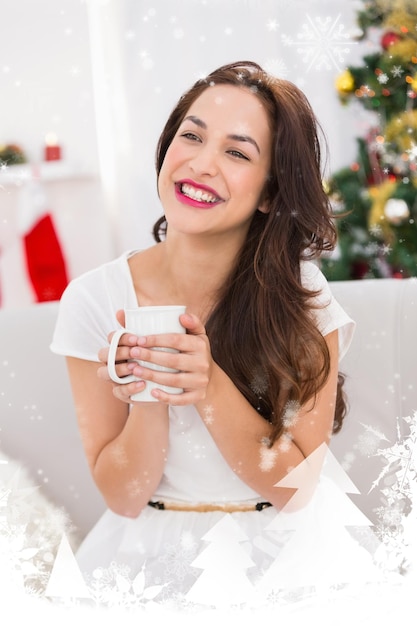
[23,213,69,302]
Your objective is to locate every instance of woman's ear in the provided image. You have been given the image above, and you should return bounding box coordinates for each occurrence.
[257,178,272,214]
[257,201,270,215]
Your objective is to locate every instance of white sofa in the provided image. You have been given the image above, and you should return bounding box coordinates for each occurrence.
[1,278,416,540]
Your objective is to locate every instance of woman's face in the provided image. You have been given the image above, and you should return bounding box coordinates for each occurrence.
[157,84,272,242]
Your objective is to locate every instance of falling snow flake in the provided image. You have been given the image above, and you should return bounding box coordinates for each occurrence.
[282,400,300,429]
[249,369,269,397]
[259,444,279,472]
[391,65,404,78]
[263,58,289,78]
[266,19,279,32]
[202,404,214,425]
[377,73,389,84]
[356,422,389,457]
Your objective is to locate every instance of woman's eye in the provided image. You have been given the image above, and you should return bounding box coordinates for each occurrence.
[181,132,201,142]
[228,149,249,160]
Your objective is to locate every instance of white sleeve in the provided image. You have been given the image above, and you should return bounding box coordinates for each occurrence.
[50,260,131,361]
[301,261,355,362]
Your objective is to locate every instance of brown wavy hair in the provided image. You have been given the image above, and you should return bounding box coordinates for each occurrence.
[152,61,347,445]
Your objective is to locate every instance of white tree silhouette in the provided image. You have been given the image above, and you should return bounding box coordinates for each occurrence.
[44,533,91,603]
[186,513,256,608]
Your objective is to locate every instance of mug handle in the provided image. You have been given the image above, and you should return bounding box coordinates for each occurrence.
[107,328,139,384]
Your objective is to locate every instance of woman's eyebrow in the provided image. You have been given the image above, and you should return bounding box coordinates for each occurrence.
[183,115,260,154]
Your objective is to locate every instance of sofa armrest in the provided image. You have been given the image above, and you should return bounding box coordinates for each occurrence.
[0,301,105,538]
[329,278,417,521]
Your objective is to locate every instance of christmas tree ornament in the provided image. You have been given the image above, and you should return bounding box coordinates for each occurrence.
[0,143,27,165]
[409,73,417,93]
[368,180,397,241]
[381,31,401,49]
[384,198,410,224]
[335,69,355,95]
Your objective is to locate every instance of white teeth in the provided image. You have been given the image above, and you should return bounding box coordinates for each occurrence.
[181,183,218,203]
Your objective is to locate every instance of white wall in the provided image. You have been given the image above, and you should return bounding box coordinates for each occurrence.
[0,0,99,171]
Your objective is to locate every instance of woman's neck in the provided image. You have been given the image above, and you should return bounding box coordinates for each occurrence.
[131,232,243,321]
[166,235,239,312]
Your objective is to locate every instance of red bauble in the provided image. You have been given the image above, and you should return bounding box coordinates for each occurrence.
[381,31,401,49]
[351,261,370,280]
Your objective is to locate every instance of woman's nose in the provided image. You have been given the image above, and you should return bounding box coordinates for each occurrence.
[189,145,219,176]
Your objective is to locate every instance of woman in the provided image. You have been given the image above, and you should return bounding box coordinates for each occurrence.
[51,61,356,606]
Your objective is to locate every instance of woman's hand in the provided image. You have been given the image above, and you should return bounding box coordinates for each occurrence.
[97,311,213,405]
[128,312,212,405]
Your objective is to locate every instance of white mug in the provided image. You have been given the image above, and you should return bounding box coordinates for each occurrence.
[107,305,186,402]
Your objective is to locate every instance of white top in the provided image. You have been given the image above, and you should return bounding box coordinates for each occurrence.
[51,250,355,505]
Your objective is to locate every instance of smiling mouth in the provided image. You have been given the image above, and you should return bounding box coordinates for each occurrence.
[179,182,221,204]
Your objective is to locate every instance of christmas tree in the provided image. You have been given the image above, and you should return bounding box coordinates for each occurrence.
[321,0,417,280]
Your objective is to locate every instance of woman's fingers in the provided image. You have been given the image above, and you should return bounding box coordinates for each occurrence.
[126,328,211,403]
[112,379,146,403]
[98,312,212,405]
[97,330,142,383]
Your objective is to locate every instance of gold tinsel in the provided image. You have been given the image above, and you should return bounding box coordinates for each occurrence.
[384,109,417,151]
[376,0,417,20]
[389,38,417,61]
[368,179,397,242]
[383,8,417,35]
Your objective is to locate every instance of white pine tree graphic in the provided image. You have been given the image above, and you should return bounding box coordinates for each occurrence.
[44,533,91,603]
[186,513,256,608]
[257,443,382,597]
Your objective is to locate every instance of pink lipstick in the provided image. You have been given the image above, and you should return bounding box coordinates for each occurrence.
[175,179,224,209]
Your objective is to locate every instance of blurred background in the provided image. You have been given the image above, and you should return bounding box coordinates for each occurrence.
[1,0,416,307]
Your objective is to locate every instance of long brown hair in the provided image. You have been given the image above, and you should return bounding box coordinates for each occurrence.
[153,61,347,444]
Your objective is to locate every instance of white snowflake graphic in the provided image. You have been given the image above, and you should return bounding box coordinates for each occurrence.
[263,57,289,78]
[249,369,269,397]
[391,65,404,78]
[126,478,144,499]
[377,73,389,84]
[202,404,214,425]
[366,413,417,574]
[355,422,389,456]
[282,400,300,429]
[259,444,278,472]
[0,458,74,596]
[110,442,129,468]
[282,14,356,72]
[159,532,199,584]
[372,413,416,499]
[266,19,279,32]
[87,561,164,609]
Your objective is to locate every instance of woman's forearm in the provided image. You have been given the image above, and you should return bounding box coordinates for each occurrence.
[92,403,169,517]
[195,359,335,510]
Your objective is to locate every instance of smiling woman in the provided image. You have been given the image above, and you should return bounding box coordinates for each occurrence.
[49,61,367,607]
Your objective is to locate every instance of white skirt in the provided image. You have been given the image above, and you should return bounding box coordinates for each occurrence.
[75,476,382,609]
